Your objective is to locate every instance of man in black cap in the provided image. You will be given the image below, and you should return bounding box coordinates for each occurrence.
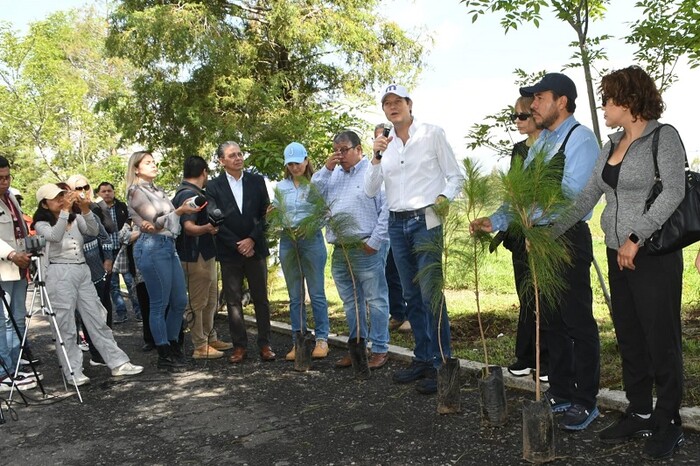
[472,72,601,431]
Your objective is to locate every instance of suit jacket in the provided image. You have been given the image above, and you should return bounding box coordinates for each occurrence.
[0,193,27,281]
[206,170,270,262]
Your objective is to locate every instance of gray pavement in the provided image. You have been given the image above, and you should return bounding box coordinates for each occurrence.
[1,313,699,465]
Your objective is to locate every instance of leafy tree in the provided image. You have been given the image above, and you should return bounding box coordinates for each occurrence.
[0,9,135,211]
[105,0,425,179]
[627,0,700,93]
[460,0,610,143]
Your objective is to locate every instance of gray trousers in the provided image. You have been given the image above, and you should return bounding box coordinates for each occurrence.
[46,263,130,378]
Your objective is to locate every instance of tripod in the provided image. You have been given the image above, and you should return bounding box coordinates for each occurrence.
[9,253,83,403]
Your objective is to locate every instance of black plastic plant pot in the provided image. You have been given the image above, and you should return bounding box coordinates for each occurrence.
[522,398,555,464]
[478,365,507,426]
[348,337,370,380]
[293,330,315,372]
[437,357,461,414]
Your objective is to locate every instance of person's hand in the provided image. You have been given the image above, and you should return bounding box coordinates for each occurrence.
[103,259,113,274]
[204,223,219,235]
[237,238,255,257]
[362,243,377,255]
[469,217,493,234]
[176,197,205,216]
[10,251,31,269]
[75,191,92,214]
[141,221,156,234]
[325,152,341,171]
[617,239,640,271]
[61,192,76,212]
[266,204,276,215]
[372,135,394,163]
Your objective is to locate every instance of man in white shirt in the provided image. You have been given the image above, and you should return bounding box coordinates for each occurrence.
[365,84,464,395]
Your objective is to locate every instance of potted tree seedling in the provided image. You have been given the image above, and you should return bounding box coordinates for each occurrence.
[461,157,508,426]
[325,210,369,380]
[416,197,463,414]
[267,181,328,372]
[499,151,572,463]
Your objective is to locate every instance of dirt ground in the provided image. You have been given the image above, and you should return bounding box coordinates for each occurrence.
[1,313,699,466]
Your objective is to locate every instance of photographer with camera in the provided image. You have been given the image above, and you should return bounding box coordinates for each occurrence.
[172,156,232,360]
[0,156,39,391]
[33,184,143,386]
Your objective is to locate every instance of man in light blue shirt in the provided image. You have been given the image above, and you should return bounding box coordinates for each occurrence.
[471,73,601,431]
[312,130,390,370]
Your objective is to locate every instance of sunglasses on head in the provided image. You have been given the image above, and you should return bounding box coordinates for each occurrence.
[74,184,90,191]
[509,113,532,122]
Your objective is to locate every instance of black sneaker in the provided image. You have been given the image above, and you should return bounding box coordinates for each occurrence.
[643,423,684,460]
[392,360,435,384]
[599,412,653,444]
[558,403,599,430]
[415,377,438,395]
[544,388,571,413]
[507,360,532,377]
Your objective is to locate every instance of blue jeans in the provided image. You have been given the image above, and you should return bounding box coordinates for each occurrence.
[386,247,407,321]
[331,242,390,353]
[389,214,451,366]
[279,230,329,341]
[111,268,141,318]
[0,279,27,375]
[133,234,187,345]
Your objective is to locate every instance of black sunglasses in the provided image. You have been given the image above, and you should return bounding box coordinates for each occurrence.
[74,184,90,191]
[509,113,532,122]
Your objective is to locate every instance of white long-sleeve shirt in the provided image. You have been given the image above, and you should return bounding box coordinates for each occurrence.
[364,119,464,211]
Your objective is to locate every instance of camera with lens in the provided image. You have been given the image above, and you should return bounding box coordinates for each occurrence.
[24,235,46,255]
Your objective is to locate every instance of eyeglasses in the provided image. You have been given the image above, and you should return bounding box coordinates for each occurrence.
[334,145,358,155]
[74,184,90,191]
[229,152,244,159]
[509,113,532,122]
[0,175,11,183]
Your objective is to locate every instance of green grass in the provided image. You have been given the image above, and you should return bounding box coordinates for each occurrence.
[261,204,700,407]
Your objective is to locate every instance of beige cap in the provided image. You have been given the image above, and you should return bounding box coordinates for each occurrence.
[36,184,66,203]
[66,174,90,190]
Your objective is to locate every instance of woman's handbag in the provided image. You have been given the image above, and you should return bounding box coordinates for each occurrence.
[644,125,700,255]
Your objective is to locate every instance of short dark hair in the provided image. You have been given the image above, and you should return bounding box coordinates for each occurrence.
[97,181,115,191]
[0,156,9,169]
[333,131,361,148]
[183,155,208,179]
[551,91,576,113]
[600,65,664,121]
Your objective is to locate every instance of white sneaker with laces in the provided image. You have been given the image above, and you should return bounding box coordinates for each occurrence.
[1,374,38,390]
[111,362,144,377]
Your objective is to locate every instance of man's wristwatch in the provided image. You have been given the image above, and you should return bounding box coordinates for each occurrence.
[628,233,641,245]
[374,151,382,160]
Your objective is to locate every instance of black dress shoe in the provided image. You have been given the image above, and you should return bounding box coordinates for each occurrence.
[142,343,155,352]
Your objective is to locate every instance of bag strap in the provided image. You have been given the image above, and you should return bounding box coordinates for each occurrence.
[650,124,689,181]
[559,123,581,155]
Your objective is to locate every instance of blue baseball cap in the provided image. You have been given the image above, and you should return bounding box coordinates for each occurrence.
[284,142,307,165]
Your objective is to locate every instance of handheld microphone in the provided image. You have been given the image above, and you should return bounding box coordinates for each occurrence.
[375,123,392,160]
[208,208,224,226]
[186,195,207,209]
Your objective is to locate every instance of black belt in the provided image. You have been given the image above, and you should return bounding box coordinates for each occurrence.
[389,208,426,220]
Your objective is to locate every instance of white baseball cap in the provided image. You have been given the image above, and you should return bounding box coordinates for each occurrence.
[36,184,66,203]
[381,84,411,103]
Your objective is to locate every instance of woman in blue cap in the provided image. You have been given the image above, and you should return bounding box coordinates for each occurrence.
[273,142,330,361]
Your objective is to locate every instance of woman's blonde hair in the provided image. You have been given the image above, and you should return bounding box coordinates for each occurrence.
[125,151,152,196]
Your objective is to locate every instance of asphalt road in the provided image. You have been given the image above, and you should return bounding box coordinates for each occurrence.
[1,314,698,465]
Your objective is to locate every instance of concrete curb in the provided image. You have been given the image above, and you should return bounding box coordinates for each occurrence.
[255,316,700,432]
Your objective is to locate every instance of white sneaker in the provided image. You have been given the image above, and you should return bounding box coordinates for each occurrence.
[111,362,144,377]
[67,373,90,387]
[78,341,90,352]
[1,374,38,390]
[17,370,44,381]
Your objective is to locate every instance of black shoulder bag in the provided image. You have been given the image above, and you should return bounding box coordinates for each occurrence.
[644,124,700,255]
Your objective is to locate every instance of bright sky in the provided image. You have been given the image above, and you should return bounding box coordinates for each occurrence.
[5,0,699,171]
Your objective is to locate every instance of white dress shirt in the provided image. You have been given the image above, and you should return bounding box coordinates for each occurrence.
[364,118,464,211]
[226,171,244,214]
